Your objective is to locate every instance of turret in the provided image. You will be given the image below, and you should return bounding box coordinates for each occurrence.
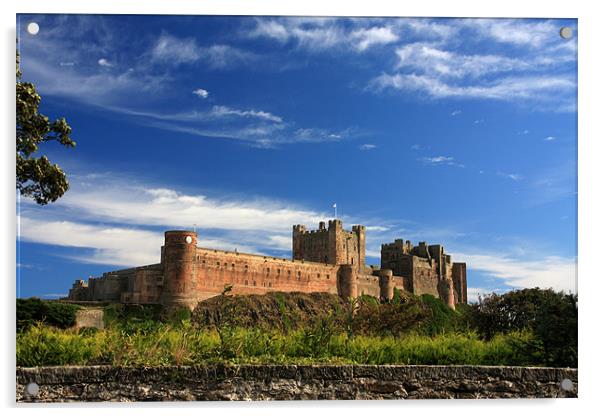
[337,264,357,299]
[352,225,366,271]
[378,269,394,302]
[161,230,198,309]
[438,278,456,310]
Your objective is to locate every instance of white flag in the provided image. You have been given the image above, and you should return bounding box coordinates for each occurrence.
[332,203,336,208]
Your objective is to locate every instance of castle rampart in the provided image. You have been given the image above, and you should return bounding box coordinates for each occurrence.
[67,221,468,310]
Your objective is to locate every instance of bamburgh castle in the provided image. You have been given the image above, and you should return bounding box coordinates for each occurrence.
[67,220,467,310]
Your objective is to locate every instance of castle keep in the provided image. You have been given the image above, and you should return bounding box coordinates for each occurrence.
[67,220,467,309]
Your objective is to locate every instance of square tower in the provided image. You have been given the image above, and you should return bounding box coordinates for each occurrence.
[292,220,365,271]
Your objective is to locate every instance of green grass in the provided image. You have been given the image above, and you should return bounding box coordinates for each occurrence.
[17,322,543,367]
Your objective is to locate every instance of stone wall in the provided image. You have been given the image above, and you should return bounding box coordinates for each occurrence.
[16,365,577,402]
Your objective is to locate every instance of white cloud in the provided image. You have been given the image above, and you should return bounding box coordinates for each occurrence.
[365,225,389,232]
[359,144,377,151]
[544,136,557,141]
[395,43,531,79]
[250,18,399,53]
[469,19,564,49]
[250,19,291,43]
[497,172,523,181]
[209,105,282,123]
[456,251,576,293]
[451,110,462,116]
[151,33,257,69]
[371,72,575,103]
[97,58,113,67]
[420,155,465,168]
[422,155,454,164]
[192,88,209,98]
[19,216,163,267]
[19,173,395,267]
[151,33,201,64]
[517,129,530,135]
[202,44,258,69]
[351,27,399,51]
[23,178,329,234]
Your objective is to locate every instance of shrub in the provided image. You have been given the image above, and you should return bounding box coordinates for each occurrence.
[466,288,577,367]
[17,298,80,331]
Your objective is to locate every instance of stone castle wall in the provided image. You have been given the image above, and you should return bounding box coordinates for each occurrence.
[17,365,578,402]
[67,221,467,309]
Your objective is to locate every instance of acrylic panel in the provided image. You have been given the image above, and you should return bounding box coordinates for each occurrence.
[16,14,577,402]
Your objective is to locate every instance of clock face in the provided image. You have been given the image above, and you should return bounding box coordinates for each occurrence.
[185,236,193,244]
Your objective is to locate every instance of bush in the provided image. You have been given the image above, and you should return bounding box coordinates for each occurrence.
[352,294,429,336]
[17,298,80,331]
[466,288,577,367]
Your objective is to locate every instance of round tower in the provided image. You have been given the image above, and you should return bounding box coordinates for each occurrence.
[337,264,358,299]
[438,278,456,310]
[378,269,394,302]
[161,230,198,309]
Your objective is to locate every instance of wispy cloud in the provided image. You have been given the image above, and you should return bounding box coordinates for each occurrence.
[351,27,399,51]
[366,18,576,111]
[210,105,283,123]
[456,251,576,293]
[249,18,400,53]
[151,32,201,64]
[451,110,462,116]
[358,143,377,150]
[497,172,523,181]
[420,155,465,168]
[18,173,388,267]
[370,72,575,104]
[544,136,557,141]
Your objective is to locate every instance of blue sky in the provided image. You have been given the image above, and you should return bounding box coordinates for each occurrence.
[16,15,577,301]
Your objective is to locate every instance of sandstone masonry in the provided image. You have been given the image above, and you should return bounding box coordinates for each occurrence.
[67,220,467,309]
[16,365,577,402]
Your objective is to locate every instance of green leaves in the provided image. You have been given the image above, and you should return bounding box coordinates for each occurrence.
[16,52,76,205]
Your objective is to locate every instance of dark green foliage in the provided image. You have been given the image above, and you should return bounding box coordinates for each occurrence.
[418,294,468,336]
[16,51,75,205]
[466,288,577,367]
[352,293,429,336]
[17,298,80,331]
[103,303,164,333]
[192,291,348,332]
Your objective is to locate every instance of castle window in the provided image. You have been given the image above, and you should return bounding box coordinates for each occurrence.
[326,274,330,279]
[268,282,272,288]
[317,273,320,278]
[244,265,249,272]
[231,263,235,269]
[245,280,248,285]
[217,261,220,267]
[277,269,281,274]
[267,268,270,274]
[253,281,257,286]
